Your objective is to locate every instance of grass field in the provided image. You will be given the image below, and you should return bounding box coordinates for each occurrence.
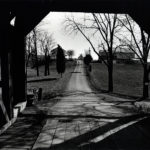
[27,60,76,99]
[89,63,150,98]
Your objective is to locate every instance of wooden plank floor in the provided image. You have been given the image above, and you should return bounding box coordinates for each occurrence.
[32,92,150,150]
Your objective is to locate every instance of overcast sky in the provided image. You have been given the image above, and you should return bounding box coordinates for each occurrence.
[37,12,99,59]
[36,12,150,61]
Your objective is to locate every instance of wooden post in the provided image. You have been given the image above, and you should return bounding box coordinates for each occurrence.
[12,16,26,105]
[0,10,13,119]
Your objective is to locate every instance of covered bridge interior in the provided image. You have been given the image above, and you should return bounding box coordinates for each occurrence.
[0,0,150,127]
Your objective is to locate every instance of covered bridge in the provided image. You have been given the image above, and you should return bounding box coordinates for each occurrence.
[0,0,150,127]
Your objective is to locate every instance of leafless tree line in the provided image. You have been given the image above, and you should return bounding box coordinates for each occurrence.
[26,27,56,76]
[64,13,150,99]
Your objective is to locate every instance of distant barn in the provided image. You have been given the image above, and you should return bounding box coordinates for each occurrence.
[99,48,135,64]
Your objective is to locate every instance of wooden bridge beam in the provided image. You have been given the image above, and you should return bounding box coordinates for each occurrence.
[12,16,26,105]
[0,10,13,119]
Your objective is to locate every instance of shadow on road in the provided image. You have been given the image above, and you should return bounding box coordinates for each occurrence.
[70,71,82,74]
[0,106,46,149]
[27,77,57,83]
[34,114,150,150]
[0,100,150,150]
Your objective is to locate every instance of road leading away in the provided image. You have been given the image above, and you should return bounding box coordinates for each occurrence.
[32,62,150,150]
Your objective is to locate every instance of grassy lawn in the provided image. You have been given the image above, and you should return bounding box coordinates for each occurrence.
[89,63,150,98]
[27,60,76,99]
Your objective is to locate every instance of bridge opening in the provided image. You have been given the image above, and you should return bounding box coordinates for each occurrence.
[26,11,148,101]
[0,1,150,133]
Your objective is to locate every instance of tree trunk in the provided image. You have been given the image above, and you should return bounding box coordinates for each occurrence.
[44,55,47,76]
[44,55,50,76]
[36,61,39,76]
[108,60,113,92]
[143,64,149,98]
[47,55,50,75]
[33,30,39,77]
[35,47,39,76]
[44,64,47,76]
[47,64,50,75]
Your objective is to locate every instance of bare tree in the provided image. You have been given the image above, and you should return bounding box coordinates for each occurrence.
[67,50,74,60]
[118,15,150,98]
[32,28,40,76]
[26,28,40,76]
[64,13,122,92]
[39,32,56,76]
[26,32,33,70]
[26,19,55,77]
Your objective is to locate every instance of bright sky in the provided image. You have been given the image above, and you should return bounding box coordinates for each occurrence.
[38,12,99,59]
[37,12,150,61]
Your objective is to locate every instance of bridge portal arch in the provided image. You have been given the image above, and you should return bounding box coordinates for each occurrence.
[0,0,150,126]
